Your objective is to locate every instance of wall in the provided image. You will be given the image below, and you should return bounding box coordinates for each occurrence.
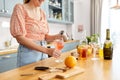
[0,17,18,49]
[72,0,91,42]
[0,0,90,49]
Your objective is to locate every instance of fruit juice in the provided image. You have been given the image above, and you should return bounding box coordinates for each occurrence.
[56,42,64,50]
[99,48,103,58]
[77,45,84,54]
[77,44,88,59]
[87,48,92,56]
[81,48,87,58]
[77,47,83,54]
[54,40,64,50]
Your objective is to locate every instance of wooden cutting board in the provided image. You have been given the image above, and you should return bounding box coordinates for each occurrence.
[39,66,84,80]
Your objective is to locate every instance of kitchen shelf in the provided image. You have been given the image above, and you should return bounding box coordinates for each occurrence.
[48,0,63,21]
[49,3,62,9]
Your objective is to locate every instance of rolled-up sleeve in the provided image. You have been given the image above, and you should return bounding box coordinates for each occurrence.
[10,4,26,37]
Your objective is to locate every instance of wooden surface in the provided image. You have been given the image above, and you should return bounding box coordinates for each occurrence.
[0,46,120,80]
[0,49,17,55]
[39,66,84,80]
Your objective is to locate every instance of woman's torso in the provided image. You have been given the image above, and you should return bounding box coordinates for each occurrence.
[11,4,49,41]
[23,4,48,41]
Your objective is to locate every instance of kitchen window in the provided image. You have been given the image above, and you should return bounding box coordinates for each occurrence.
[101,0,120,46]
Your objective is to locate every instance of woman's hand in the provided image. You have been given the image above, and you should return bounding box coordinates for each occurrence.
[45,33,68,42]
[55,34,67,42]
[52,49,61,58]
[54,34,63,40]
[46,48,61,58]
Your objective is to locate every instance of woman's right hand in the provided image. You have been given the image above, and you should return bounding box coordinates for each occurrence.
[47,48,61,58]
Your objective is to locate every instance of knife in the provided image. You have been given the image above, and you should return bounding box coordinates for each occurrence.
[34,66,67,72]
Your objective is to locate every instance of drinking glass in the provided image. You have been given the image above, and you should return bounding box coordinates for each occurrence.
[80,47,88,59]
[91,43,98,60]
[90,42,100,60]
[53,39,64,63]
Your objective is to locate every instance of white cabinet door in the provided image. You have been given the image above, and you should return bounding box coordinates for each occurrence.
[62,0,69,21]
[62,0,74,23]
[4,0,23,15]
[69,0,74,23]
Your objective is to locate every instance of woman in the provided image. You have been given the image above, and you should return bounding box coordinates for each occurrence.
[10,0,63,67]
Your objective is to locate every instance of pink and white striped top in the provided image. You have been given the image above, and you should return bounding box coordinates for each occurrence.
[10,4,49,41]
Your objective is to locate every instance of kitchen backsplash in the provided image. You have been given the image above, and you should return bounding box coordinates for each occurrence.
[0,17,18,49]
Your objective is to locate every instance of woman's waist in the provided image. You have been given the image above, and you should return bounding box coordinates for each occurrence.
[25,33,45,41]
[19,40,47,47]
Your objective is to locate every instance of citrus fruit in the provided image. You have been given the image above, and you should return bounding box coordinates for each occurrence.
[64,56,77,68]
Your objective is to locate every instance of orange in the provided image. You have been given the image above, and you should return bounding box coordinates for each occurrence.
[64,56,77,68]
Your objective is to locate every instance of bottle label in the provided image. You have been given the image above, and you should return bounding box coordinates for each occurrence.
[104,41,112,48]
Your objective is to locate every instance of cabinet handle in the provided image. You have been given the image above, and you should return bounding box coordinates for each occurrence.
[1,55,11,59]
[4,10,8,13]
[0,9,4,13]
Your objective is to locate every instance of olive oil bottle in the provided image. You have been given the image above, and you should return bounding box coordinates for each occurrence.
[103,29,113,60]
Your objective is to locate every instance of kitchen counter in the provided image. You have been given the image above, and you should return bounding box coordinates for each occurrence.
[0,40,79,56]
[0,48,17,56]
[0,47,120,80]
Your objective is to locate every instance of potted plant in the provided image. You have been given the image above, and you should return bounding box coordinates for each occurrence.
[86,34,100,44]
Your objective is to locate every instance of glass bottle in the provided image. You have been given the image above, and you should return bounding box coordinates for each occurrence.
[103,29,113,60]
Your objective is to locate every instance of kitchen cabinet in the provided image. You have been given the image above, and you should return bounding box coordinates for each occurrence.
[69,0,74,23]
[46,0,74,24]
[48,0,62,21]
[41,0,48,13]
[0,0,23,17]
[0,53,17,73]
[62,40,79,52]
[63,0,74,23]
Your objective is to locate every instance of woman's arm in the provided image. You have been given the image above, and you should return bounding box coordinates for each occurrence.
[45,34,67,42]
[15,35,55,56]
[45,34,62,42]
